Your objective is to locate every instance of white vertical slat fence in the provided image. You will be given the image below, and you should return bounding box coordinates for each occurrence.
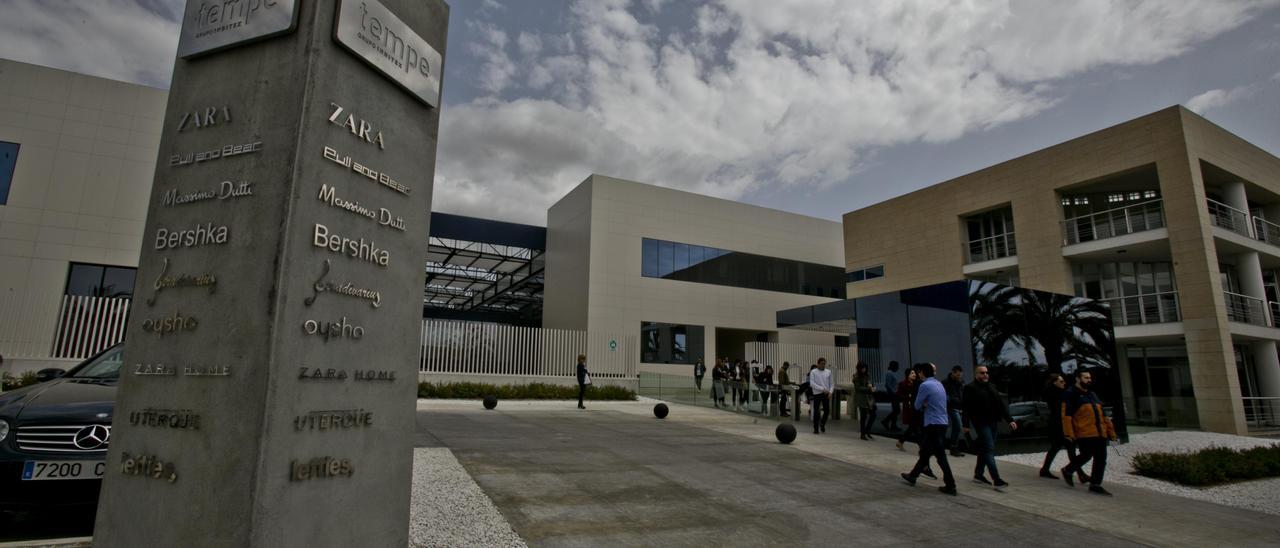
[419,319,636,379]
[50,296,132,359]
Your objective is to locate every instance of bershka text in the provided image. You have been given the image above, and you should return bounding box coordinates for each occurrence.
[191,0,280,38]
[155,222,229,250]
[312,223,389,267]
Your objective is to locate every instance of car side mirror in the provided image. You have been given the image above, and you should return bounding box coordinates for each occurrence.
[36,368,66,383]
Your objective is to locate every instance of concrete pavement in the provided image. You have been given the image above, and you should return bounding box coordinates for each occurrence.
[417,399,1279,547]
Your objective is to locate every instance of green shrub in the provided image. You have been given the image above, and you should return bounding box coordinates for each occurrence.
[418,381,636,401]
[1132,444,1280,486]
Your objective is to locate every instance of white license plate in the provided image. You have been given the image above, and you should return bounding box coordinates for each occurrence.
[21,460,106,481]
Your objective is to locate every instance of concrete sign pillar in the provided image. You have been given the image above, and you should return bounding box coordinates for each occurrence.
[94,1,448,546]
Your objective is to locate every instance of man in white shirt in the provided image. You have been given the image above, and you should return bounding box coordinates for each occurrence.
[809,358,834,434]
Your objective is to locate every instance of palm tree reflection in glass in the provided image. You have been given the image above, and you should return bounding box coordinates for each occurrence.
[969,281,1115,375]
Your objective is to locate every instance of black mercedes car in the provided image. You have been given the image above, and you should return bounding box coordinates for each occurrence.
[0,344,121,512]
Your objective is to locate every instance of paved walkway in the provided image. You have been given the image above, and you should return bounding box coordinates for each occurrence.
[416,399,1280,547]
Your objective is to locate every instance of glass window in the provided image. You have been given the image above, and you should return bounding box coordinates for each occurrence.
[1138,263,1156,295]
[689,245,704,267]
[674,243,689,272]
[65,264,105,297]
[1119,263,1137,296]
[866,265,884,279]
[0,141,17,205]
[641,321,704,364]
[642,238,658,277]
[64,263,137,298]
[658,240,674,277]
[640,238,844,297]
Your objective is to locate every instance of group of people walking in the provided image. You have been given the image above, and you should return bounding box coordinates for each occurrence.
[890,362,1117,497]
[695,356,1118,497]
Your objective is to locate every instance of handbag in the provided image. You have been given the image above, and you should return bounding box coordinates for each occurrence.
[583,372,592,385]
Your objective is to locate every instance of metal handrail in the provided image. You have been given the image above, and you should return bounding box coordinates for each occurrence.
[1098,291,1180,326]
[1062,199,1164,246]
[964,232,1017,264]
[1207,199,1254,238]
[1223,290,1269,326]
[1242,396,1280,429]
[1253,216,1280,247]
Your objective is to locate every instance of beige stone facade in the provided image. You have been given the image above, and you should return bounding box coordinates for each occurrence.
[843,106,1280,434]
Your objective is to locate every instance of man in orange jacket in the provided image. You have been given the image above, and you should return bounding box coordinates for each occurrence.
[1059,370,1118,495]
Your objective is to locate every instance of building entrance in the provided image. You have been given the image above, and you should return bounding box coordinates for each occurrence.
[1126,346,1197,427]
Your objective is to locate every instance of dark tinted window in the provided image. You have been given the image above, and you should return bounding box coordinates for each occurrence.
[0,141,17,205]
[65,263,137,298]
[641,238,844,298]
[641,321,705,364]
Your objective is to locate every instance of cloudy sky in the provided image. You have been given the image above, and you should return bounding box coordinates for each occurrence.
[2,0,1279,225]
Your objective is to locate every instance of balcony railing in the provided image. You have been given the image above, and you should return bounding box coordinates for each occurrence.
[1207,199,1253,238]
[1254,217,1280,247]
[1223,291,1270,326]
[1062,199,1165,246]
[965,232,1016,264]
[1243,397,1280,429]
[1100,291,1180,326]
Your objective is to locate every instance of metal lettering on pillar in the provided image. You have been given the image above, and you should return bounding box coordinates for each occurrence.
[95,1,448,546]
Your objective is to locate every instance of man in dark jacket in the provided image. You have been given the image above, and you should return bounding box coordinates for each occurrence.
[963,366,1017,488]
[943,366,966,457]
[1060,370,1118,496]
[576,354,589,409]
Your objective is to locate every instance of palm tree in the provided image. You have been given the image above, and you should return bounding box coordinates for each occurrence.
[969,281,1115,374]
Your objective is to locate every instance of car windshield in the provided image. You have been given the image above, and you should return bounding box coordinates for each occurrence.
[69,346,124,379]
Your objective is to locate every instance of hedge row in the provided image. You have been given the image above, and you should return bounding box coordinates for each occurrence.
[417,381,636,401]
[1132,444,1280,486]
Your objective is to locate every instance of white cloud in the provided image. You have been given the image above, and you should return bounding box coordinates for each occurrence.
[0,0,179,87]
[438,0,1278,224]
[1186,85,1257,114]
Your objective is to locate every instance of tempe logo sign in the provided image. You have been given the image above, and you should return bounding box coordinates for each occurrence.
[334,0,444,107]
[178,0,300,58]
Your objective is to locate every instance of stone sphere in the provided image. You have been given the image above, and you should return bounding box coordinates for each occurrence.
[653,403,669,419]
[775,423,797,444]
[483,395,498,410]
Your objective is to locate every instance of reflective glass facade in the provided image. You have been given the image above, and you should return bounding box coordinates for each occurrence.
[777,280,1126,451]
[641,238,845,298]
[641,321,705,364]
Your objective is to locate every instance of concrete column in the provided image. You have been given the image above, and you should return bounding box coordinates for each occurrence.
[1237,252,1267,300]
[1251,341,1280,399]
[1223,181,1249,212]
[1116,344,1137,419]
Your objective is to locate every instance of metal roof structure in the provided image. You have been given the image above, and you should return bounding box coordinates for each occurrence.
[423,213,546,326]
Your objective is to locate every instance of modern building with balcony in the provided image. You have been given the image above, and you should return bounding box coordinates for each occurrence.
[842,106,1280,435]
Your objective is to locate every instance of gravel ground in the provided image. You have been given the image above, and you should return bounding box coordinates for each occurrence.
[410,448,527,548]
[998,430,1280,516]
